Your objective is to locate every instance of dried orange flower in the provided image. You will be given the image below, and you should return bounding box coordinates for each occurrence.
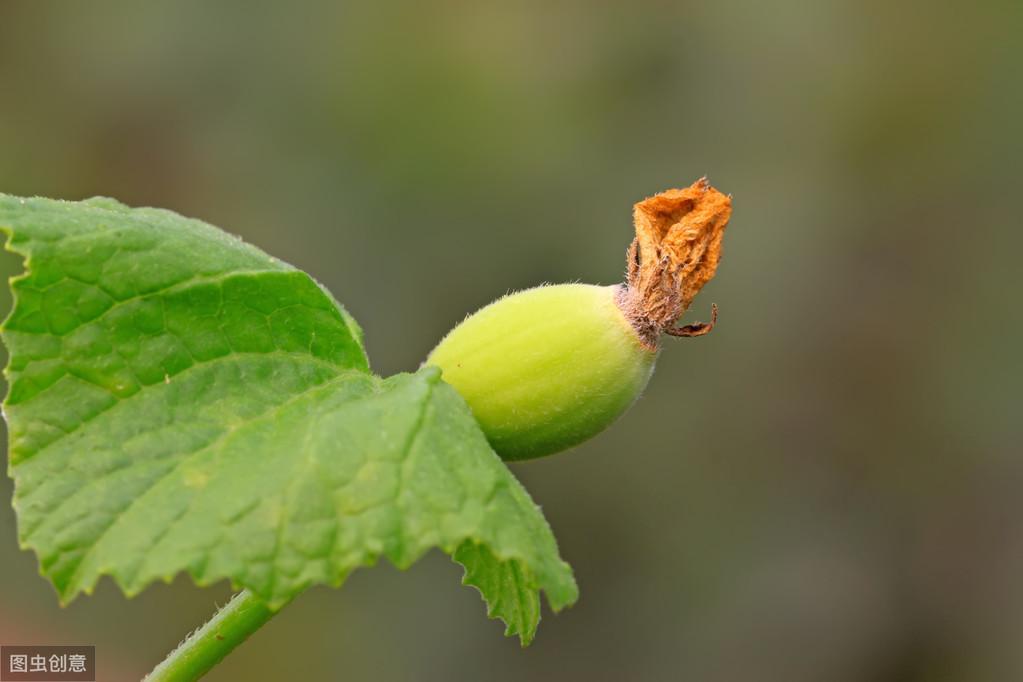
[616,178,732,348]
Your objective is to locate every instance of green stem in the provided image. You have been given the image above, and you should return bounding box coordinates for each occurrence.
[145,590,288,682]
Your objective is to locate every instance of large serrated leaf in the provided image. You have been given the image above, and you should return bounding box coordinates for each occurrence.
[0,194,577,644]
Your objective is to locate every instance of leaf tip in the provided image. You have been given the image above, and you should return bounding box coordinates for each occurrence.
[419,364,442,383]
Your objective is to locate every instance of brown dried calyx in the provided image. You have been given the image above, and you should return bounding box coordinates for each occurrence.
[616,178,732,349]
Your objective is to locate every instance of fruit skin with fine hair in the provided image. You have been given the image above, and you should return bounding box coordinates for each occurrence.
[426,283,656,461]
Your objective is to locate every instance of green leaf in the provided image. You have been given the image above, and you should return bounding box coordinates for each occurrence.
[0,194,577,644]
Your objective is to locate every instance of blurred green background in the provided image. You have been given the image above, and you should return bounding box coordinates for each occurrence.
[0,2,1020,680]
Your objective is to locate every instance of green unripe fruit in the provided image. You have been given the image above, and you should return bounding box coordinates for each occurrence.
[426,178,732,461]
[426,284,656,461]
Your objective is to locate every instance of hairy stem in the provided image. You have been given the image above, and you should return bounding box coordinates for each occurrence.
[145,590,288,682]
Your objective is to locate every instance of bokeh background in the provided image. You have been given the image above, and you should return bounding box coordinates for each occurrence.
[0,2,1020,680]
